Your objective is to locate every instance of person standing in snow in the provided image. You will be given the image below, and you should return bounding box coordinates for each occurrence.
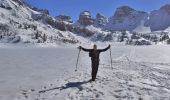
[79,44,111,81]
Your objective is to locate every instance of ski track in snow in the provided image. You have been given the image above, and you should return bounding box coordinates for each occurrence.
[0,45,170,100]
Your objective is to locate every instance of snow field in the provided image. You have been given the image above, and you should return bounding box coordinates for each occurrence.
[0,45,170,100]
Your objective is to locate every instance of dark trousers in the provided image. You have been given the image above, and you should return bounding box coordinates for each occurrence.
[91,59,99,81]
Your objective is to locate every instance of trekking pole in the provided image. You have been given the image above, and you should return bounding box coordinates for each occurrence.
[109,47,113,69]
[75,48,81,72]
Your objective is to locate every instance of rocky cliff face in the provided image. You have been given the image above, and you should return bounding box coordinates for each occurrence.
[105,6,148,31]
[144,4,170,31]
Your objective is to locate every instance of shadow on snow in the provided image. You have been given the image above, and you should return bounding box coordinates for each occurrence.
[39,80,90,93]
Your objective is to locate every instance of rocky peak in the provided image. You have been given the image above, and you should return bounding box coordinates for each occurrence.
[94,13,108,27]
[114,6,135,17]
[38,9,49,15]
[160,4,170,14]
[106,6,147,31]
[55,15,73,23]
[96,13,104,18]
[78,11,94,26]
[144,4,170,31]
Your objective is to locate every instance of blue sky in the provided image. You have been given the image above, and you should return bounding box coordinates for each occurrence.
[25,0,170,21]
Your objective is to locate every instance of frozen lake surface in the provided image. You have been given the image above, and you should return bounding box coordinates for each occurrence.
[0,45,170,100]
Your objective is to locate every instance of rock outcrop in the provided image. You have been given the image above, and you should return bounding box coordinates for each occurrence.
[78,11,94,26]
[94,13,108,27]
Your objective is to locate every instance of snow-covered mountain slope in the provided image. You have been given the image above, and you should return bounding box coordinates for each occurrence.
[133,20,151,33]
[0,0,86,45]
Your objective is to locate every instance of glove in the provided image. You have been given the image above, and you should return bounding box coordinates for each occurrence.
[78,46,82,50]
[109,44,111,48]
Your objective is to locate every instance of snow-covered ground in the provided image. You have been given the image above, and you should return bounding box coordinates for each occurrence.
[0,45,170,100]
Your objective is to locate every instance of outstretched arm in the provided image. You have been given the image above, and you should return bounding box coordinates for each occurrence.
[79,46,92,52]
[99,45,111,52]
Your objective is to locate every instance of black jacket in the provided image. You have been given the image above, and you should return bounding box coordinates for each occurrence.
[81,45,110,61]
